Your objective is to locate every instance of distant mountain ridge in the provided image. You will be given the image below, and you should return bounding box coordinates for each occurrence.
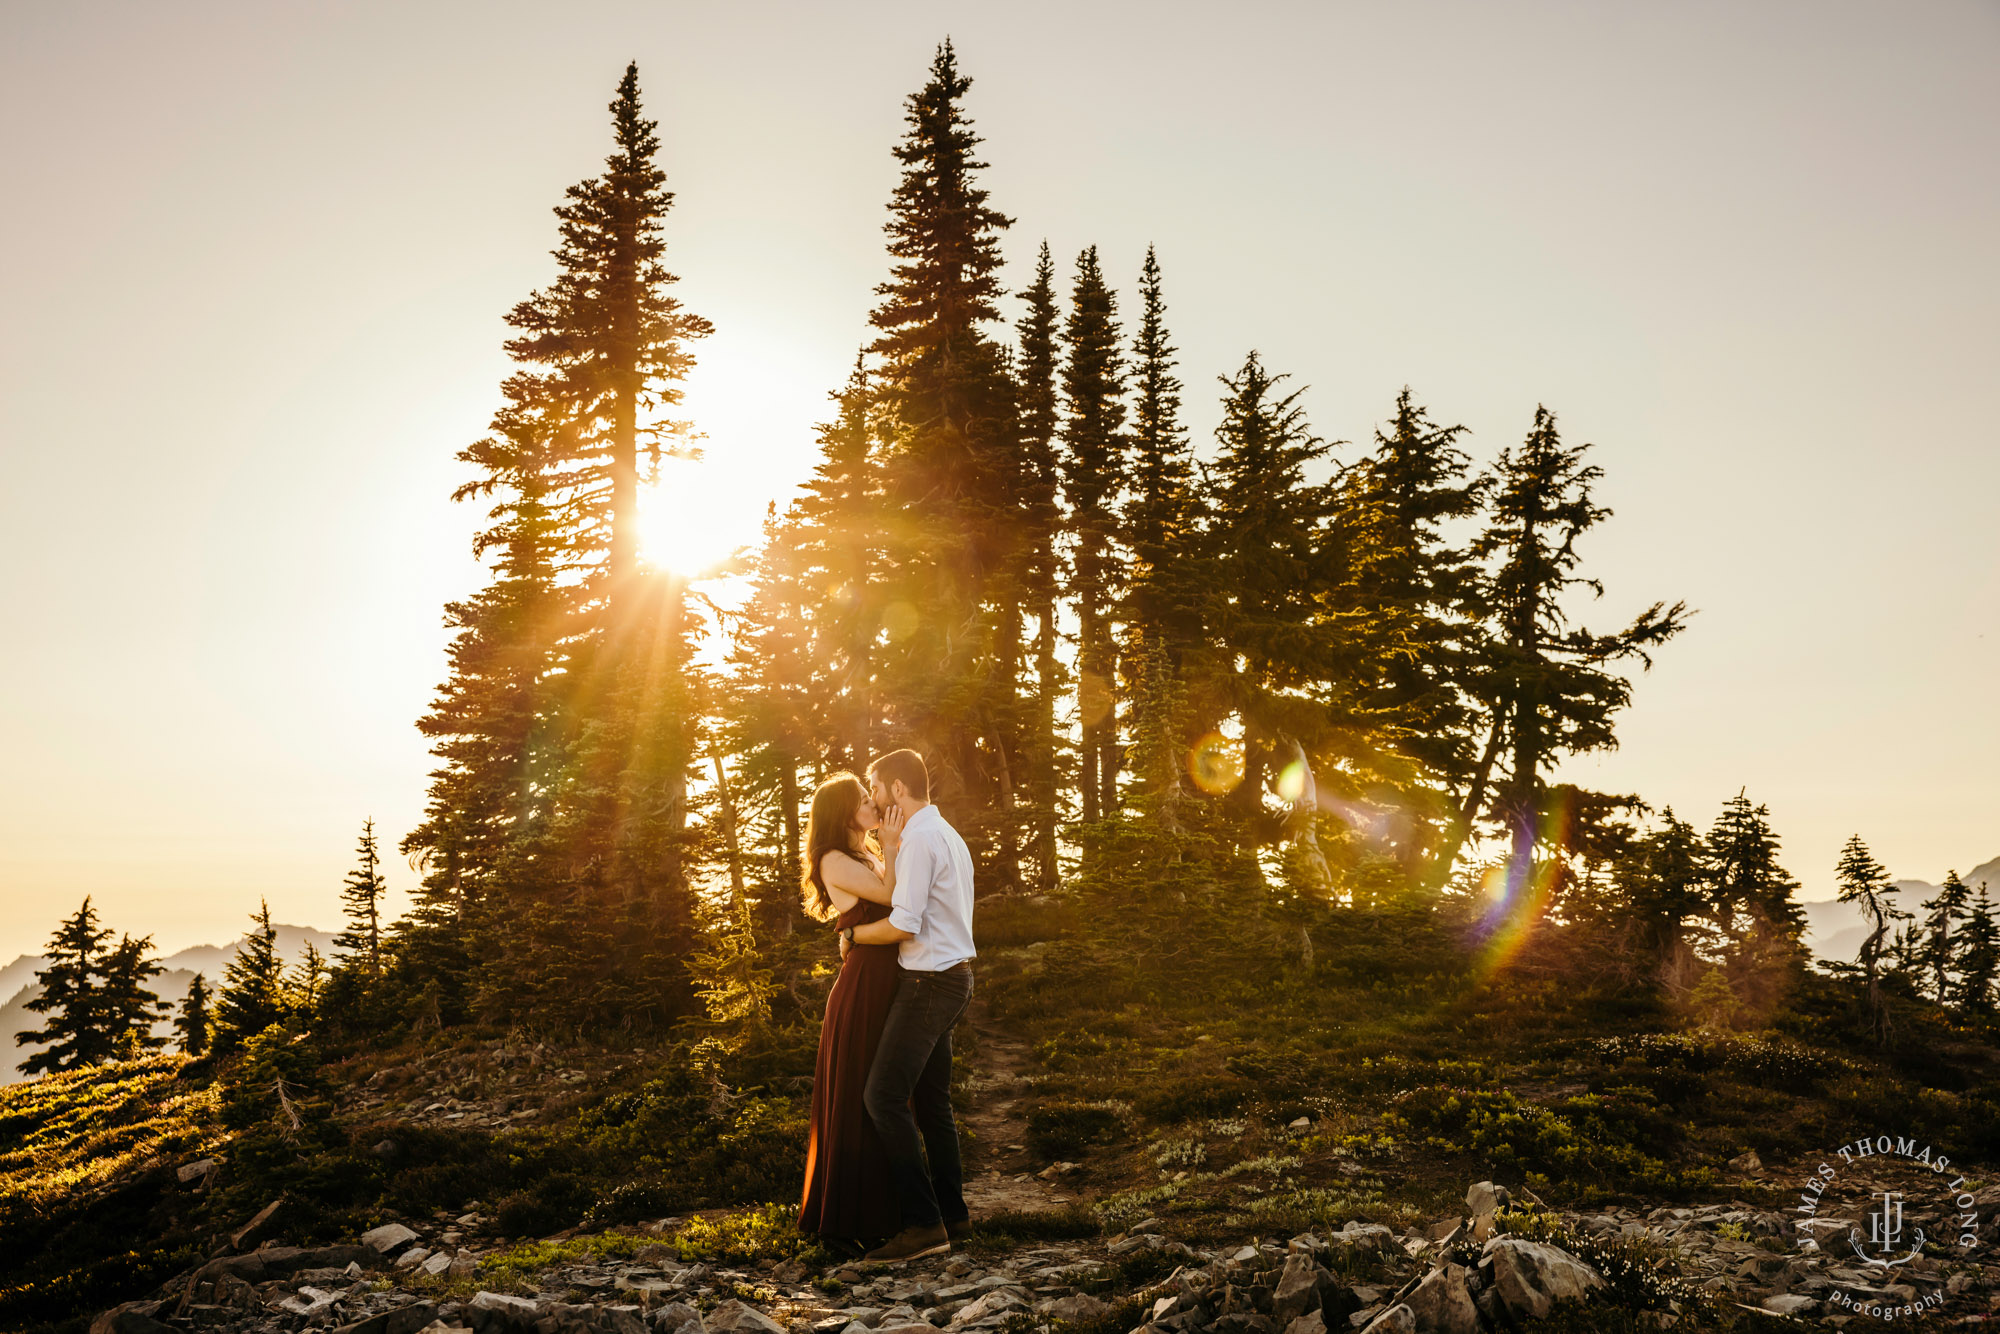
[0,924,339,1086]
[1800,853,1999,964]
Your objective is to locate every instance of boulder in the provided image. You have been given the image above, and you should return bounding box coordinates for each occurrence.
[1761,1294,1816,1316]
[1403,1265,1478,1334]
[1329,1223,1399,1257]
[1730,1150,1763,1174]
[364,1223,423,1255]
[1464,1183,1510,1217]
[707,1301,787,1334]
[176,1158,217,1185]
[422,1251,456,1277]
[1281,1313,1325,1334]
[397,1247,434,1270]
[1480,1238,1605,1323]
[1358,1306,1415,1334]
[230,1197,286,1250]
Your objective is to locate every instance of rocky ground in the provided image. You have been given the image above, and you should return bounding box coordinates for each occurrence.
[83,1008,2000,1334]
[85,1173,2000,1334]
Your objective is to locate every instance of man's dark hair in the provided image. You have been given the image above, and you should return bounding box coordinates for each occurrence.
[868,748,930,801]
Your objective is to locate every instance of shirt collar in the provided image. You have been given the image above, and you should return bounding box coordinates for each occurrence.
[904,804,940,830]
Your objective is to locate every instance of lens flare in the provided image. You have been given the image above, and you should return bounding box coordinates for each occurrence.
[1275,761,1308,804]
[1188,731,1243,795]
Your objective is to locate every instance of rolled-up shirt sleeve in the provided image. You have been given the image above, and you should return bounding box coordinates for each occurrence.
[889,833,934,937]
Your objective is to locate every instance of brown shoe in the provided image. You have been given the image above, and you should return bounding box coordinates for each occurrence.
[945,1217,974,1242]
[864,1222,950,1263]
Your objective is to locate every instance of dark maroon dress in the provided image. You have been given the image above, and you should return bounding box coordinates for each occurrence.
[798,875,903,1243]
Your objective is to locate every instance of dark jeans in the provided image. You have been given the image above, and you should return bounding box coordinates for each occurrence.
[863,964,973,1230]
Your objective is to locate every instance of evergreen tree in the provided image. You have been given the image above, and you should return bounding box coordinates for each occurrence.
[1955,883,1999,1016]
[1059,245,1130,822]
[1701,793,1807,1015]
[175,973,211,1057]
[214,901,287,1053]
[1835,834,1905,1041]
[788,356,884,772]
[1616,807,1709,986]
[289,942,328,1017]
[1014,244,1066,888]
[1335,388,1488,876]
[504,61,711,609]
[1918,869,1973,1006]
[15,898,115,1075]
[334,818,387,978]
[1190,353,1354,863]
[722,506,813,916]
[1467,407,1687,889]
[864,41,1027,878]
[1123,247,1195,643]
[100,934,169,1056]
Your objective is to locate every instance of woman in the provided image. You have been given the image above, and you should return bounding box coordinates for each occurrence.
[796,772,906,1252]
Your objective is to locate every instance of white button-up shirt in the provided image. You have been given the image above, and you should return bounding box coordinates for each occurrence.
[887,803,977,973]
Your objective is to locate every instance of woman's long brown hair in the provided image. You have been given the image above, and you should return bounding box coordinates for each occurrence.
[802,772,873,920]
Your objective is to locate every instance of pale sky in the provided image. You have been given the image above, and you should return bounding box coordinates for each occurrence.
[2,1,1996,965]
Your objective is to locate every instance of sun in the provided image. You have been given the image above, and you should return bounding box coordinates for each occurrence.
[636,457,754,578]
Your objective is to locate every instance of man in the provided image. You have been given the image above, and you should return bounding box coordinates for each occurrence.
[844,748,976,1262]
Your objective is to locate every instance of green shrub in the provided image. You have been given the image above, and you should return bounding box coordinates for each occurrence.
[1134,1076,1253,1125]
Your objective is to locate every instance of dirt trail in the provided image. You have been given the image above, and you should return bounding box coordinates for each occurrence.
[958,1001,1080,1218]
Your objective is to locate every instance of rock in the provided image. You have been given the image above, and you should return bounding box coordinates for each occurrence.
[447,1253,477,1279]
[1481,1238,1605,1323]
[177,1158,217,1184]
[708,1301,788,1334]
[1281,1313,1325,1334]
[329,1303,439,1334]
[1037,1294,1109,1322]
[467,1290,539,1333]
[397,1247,433,1269]
[1760,1294,1815,1316]
[278,1287,342,1316]
[648,1303,700,1333]
[1271,1253,1327,1324]
[230,1197,286,1250]
[1730,1150,1763,1174]
[1464,1183,1510,1217]
[1358,1306,1415,1334]
[602,1307,650,1334]
[1403,1265,1478,1334]
[364,1223,423,1255]
[1110,1233,1165,1255]
[422,1251,455,1276]
[412,1324,471,1334]
[952,1290,1029,1326]
[1288,1117,1311,1131]
[90,1301,173,1334]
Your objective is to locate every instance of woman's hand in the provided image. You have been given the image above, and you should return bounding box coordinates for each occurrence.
[882,803,906,855]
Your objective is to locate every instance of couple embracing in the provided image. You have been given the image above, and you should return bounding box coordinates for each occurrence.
[797,749,976,1262]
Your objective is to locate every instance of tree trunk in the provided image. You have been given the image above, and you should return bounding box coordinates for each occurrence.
[1032,600,1060,890]
[713,754,747,911]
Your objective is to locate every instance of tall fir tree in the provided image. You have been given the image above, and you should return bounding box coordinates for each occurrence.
[1013,244,1066,888]
[15,898,115,1075]
[100,934,169,1056]
[1466,407,1687,890]
[865,41,1027,879]
[1918,869,1973,1006]
[1834,834,1905,1041]
[175,973,211,1056]
[1190,353,1354,864]
[1123,247,1198,658]
[1059,245,1130,822]
[1335,388,1488,875]
[214,901,287,1053]
[1615,807,1710,987]
[334,818,388,978]
[1702,792,1807,1016]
